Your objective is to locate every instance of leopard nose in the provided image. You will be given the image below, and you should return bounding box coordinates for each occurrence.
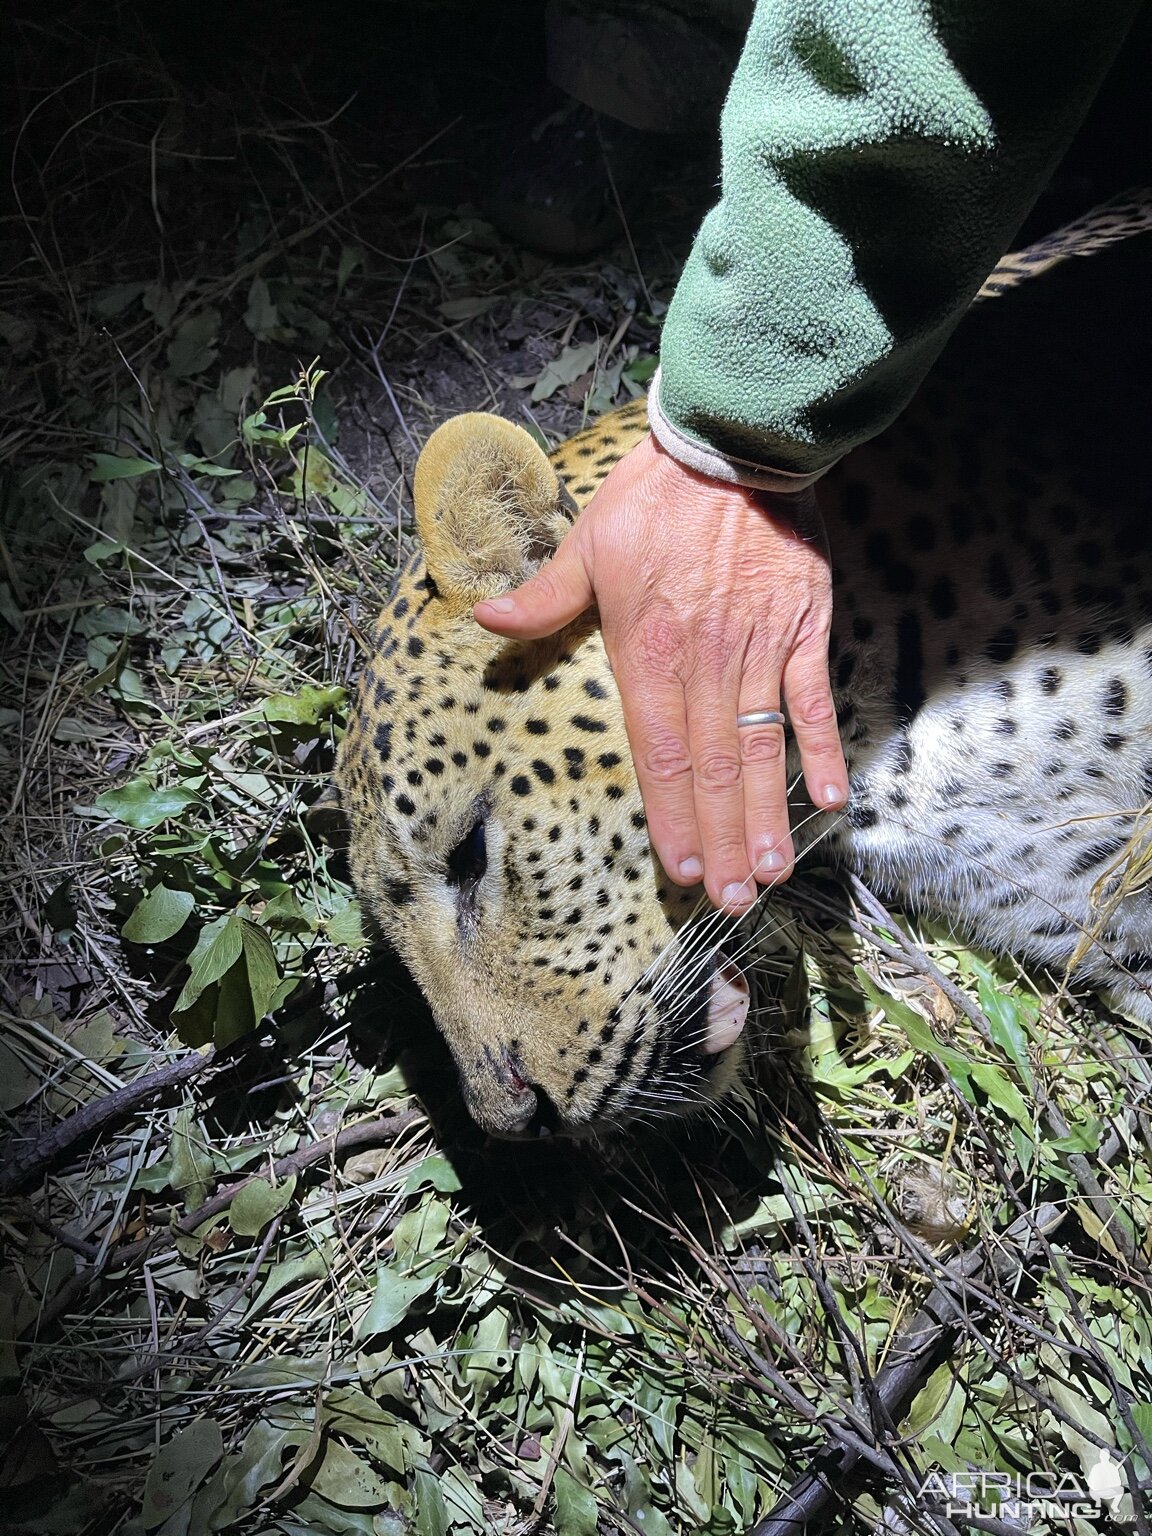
[469,1047,552,1138]
[474,1084,539,1138]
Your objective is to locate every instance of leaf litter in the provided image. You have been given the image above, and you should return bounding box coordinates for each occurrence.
[2,8,1150,1536]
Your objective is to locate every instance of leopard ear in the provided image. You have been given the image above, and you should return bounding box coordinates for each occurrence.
[413,414,572,607]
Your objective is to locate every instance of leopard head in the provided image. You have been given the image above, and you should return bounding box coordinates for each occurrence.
[335,413,749,1137]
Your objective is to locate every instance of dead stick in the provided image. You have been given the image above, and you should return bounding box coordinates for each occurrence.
[170,1108,426,1238]
[0,956,396,1198]
[749,1207,1063,1536]
[0,1049,218,1196]
[32,1107,425,1335]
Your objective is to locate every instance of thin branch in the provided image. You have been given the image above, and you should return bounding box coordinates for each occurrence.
[32,1105,426,1339]
[1,1047,218,1196]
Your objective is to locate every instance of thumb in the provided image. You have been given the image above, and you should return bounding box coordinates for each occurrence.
[474,529,595,640]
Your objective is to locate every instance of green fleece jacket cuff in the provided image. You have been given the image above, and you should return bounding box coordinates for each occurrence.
[648,367,834,492]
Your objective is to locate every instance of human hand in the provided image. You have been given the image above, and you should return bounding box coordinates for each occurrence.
[474,433,849,911]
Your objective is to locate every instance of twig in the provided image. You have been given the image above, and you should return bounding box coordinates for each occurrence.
[32,1107,426,1338]
[749,1203,1065,1536]
[166,1107,424,1242]
[1,1047,218,1196]
[112,1213,285,1392]
[1,955,397,1196]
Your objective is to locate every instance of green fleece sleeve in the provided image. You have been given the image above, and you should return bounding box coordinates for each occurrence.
[651,0,1140,487]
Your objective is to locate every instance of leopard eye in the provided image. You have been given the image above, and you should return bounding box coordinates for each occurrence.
[447,818,487,888]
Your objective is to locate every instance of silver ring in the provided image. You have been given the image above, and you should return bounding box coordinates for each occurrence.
[736,709,786,729]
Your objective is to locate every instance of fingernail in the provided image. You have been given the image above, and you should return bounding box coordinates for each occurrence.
[479,597,516,615]
[755,849,785,874]
[678,857,704,882]
[721,881,751,907]
[822,784,844,806]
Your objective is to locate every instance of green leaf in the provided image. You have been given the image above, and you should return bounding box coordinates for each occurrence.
[903,1362,958,1439]
[529,339,600,403]
[971,1061,1033,1130]
[918,1431,971,1475]
[68,1010,125,1064]
[171,912,284,1047]
[326,1392,423,1478]
[212,959,256,1050]
[96,777,201,829]
[974,965,1035,1087]
[336,245,363,295]
[170,1105,214,1211]
[414,1468,449,1536]
[392,1198,451,1265]
[674,1460,711,1522]
[460,1306,511,1402]
[856,969,972,1072]
[91,281,147,318]
[356,1264,440,1339]
[141,1418,224,1530]
[325,898,366,951]
[229,1174,297,1237]
[176,452,241,478]
[240,919,280,1022]
[0,1038,36,1111]
[228,1355,329,1391]
[123,885,195,944]
[83,538,125,565]
[1044,1354,1117,1478]
[308,1437,392,1509]
[437,296,498,322]
[438,1466,485,1531]
[211,1419,311,1529]
[553,1467,599,1536]
[89,453,160,483]
[264,684,346,724]
[172,982,221,1049]
[260,890,317,935]
[287,1495,381,1536]
[100,478,139,543]
[624,353,658,384]
[403,1154,463,1196]
[83,633,127,690]
[1129,1403,1152,1459]
[290,451,368,518]
[53,716,120,743]
[167,308,220,378]
[243,277,279,341]
[173,914,244,1013]
[1047,1115,1103,1154]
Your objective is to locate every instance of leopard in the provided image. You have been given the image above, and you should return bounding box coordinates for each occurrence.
[335,288,1152,1142]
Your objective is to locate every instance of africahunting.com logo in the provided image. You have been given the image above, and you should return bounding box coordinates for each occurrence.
[920,1448,1132,1525]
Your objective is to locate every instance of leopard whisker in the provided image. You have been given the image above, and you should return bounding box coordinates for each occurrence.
[643,808,846,1019]
[646,798,839,978]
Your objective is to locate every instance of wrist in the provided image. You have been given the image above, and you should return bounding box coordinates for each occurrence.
[642,430,826,546]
